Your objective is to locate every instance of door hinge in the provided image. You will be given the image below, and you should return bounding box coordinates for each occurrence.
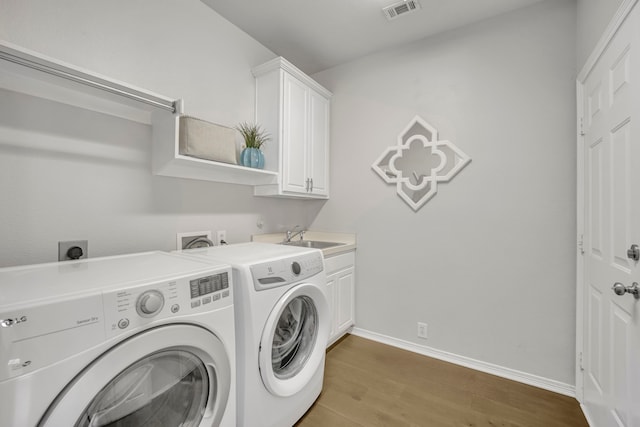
[579,352,584,372]
[578,234,585,255]
[579,117,586,137]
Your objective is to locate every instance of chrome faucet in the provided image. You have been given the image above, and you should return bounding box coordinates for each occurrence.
[285,225,306,242]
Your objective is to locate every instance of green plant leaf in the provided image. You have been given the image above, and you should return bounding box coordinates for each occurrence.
[236,122,270,149]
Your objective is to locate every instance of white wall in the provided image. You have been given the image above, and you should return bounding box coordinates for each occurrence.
[0,0,583,389]
[312,0,577,386]
[576,0,625,68]
[0,0,325,267]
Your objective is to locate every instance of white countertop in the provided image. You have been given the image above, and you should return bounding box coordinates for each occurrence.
[251,231,356,257]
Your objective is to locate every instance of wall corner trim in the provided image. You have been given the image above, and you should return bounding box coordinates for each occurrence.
[350,328,576,398]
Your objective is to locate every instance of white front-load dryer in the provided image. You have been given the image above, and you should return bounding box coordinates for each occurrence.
[0,251,236,427]
[179,242,329,427]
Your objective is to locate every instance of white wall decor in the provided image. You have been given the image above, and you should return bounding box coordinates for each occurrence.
[372,115,471,211]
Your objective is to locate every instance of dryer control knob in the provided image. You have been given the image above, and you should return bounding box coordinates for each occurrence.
[136,290,165,317]
[291,261,301,276]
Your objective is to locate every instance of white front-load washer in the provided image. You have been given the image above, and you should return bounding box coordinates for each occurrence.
[0,251,236,427]
[180,242,329,427]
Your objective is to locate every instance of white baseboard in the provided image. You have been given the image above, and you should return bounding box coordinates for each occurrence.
[350,327,576,398]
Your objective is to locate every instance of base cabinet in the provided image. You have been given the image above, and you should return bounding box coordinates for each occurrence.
[325,251,355,346]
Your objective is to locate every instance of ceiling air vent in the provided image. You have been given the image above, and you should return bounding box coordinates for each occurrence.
[382,0,421,21]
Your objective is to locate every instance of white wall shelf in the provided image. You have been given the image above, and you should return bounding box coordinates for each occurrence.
[0,40,279,187]
[152,117,279,186]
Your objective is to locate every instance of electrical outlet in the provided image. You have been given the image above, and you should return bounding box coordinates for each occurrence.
[58,240,88,261]
[417,322,428,339]
[216,230,227,245]
[177,231,212,250]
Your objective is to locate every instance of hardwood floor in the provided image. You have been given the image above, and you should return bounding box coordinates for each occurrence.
[296,335,588,427]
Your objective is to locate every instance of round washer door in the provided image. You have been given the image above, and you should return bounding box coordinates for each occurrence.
[39,324,231,427]
[259,283,329,397]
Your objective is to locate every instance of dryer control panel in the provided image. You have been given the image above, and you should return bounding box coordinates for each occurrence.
[0,268,232,382]
[250,252,323,291]
[0,252,232,384]
[103,268,232,339]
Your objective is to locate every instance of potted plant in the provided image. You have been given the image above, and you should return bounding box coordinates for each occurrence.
[236,122,270,169]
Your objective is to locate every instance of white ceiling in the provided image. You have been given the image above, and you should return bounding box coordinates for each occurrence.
[200,0,547,75]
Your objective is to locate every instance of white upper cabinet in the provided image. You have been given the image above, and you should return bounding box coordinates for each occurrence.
[252,57,331,199]
[308,89,330,196]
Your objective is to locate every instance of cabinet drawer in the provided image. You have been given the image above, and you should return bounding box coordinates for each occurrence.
[325,251,355,275]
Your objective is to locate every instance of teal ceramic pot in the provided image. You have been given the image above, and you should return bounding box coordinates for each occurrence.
[240,147,265,169]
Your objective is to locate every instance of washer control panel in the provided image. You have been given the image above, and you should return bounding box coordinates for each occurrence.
[250,252,323,291]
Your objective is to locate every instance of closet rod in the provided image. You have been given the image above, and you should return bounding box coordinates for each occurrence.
[0,45,177,113]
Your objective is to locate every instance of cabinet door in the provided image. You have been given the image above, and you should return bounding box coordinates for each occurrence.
[325,273,337,344]
[308,90,329,197]
[336,268,355,334]
[281,73,309,194]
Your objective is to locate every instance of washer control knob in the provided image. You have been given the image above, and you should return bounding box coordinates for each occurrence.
[291,261,301,276]
[136,290,165,317]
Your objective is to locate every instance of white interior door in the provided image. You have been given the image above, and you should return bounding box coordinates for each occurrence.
[580,2,640,426]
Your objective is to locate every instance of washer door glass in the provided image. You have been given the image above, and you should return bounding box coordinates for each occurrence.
[272,295,317,379]
[259,283,330,397]
[75,350,208,427]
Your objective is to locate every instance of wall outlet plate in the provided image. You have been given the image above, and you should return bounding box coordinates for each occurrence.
[417,322,428,339]
[58,240,88,261]
[176,231,212,250]
[216,230,227,245]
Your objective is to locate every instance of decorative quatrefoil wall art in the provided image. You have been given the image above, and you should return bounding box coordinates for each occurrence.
[371,115,471,211]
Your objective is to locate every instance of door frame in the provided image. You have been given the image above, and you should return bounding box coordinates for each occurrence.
[575,0,639,406]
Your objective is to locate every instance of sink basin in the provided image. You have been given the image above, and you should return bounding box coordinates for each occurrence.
[282,240,343,249]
